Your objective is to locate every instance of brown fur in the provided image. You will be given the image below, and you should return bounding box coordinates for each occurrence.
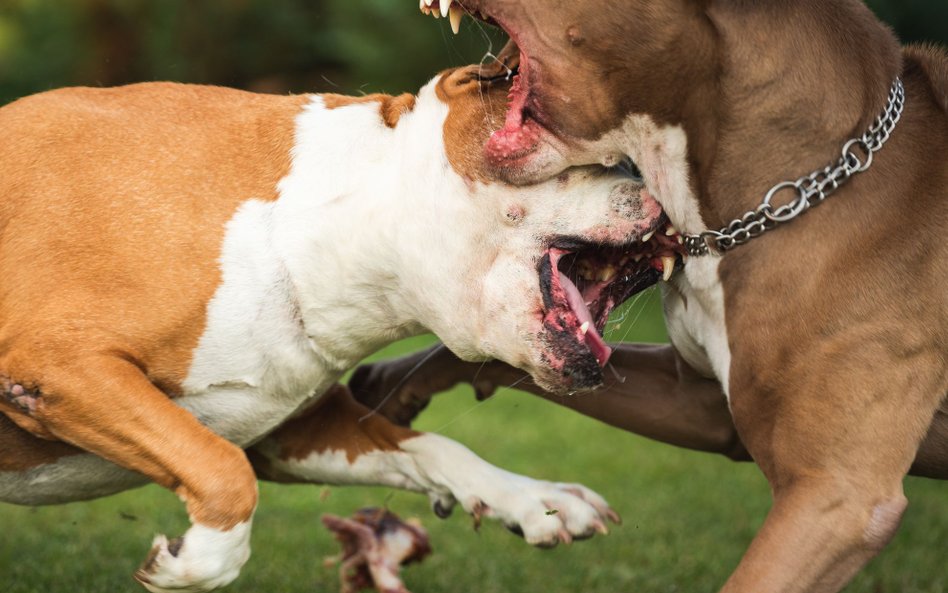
[0,83,307,397]
[0,414,83,471]
[371,2,947,591]
[250,384,421,482]
[0,82,309,528]
[323,92,417,128]
[904,44,948,114]
[435,67,509,182]
[0,69,516,534]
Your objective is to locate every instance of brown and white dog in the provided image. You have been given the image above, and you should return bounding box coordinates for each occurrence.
[0,65,686,591]
[352,1,948,592]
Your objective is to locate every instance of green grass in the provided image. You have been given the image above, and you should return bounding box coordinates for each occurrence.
[1,289,945,593]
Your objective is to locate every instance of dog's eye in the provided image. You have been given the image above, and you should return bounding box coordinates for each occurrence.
[614,157,643,182]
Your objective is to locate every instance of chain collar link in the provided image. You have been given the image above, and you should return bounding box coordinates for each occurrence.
[683,77,905,257]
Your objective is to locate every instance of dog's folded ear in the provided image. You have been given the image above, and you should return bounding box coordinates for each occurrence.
[378,93,417,128]
[322,92,416,128]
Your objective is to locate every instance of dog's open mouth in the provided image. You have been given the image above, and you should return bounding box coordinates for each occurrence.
[421,0,545,166]
[540,221,684,372]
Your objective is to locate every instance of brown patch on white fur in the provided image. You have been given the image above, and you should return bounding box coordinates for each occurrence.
[261,384,420,469]
[435,67,509,183]
[322,93,417,128]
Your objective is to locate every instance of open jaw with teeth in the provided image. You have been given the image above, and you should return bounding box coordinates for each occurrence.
[421,0,685,387]
[539,223,683,389]
[420,0,541,165]
[419,0,476,35]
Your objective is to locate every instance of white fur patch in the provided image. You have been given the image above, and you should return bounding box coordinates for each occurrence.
[137,520,253,593]
[179,198,329,447]
[663,257,731,395]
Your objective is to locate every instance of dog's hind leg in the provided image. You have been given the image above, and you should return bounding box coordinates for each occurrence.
[250,384,620,548]
[1,348,258,593]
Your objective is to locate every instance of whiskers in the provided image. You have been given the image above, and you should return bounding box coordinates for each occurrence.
[468,16,512,130]
[604,287,657,344]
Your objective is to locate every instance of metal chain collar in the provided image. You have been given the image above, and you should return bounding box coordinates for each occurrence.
[683,77,905,257]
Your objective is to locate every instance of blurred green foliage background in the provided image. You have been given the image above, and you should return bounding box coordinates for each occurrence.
[0,0,508,105]
[1,0,945,107]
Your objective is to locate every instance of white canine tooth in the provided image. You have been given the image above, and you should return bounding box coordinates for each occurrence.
[449,5,463,34]
[580,322,590,335]
[642,230,656,242]
[661,256,676,281]
[441,0,452,18]
[665,225,677,236]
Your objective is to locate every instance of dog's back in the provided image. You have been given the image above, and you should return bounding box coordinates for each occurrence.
[905,44,948,115]
[0,84,309,390]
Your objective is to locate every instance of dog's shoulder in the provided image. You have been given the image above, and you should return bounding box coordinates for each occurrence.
[903,44,948,116]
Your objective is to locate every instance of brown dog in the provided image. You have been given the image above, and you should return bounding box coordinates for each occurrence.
[355,1,948,591]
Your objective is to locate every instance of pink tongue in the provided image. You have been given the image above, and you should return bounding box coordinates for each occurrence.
[558,272,613,367]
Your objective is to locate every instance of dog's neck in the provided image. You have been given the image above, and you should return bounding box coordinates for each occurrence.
[267,91,489,372]
[684,1,903,231]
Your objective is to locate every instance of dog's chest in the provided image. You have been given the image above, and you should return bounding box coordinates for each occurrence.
[602,117,733,396]
[178,199,332,446]
[662,257,732,397]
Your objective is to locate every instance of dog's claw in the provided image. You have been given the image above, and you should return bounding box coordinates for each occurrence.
[470,500,489,531]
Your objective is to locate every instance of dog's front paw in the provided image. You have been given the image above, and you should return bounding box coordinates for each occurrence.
[134,522,251,592]
[458,476,620,548]
[400,434,620,548]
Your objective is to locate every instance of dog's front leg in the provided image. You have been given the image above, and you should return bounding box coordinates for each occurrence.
[351,343,749,459]
[1,351,257,592]
[718,337,945,593]
[250,384,619,547]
